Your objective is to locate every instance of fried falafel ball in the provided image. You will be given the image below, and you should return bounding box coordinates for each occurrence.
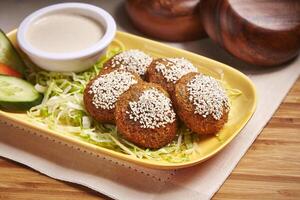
[84,69,142,124]
[146,57,197,97]
[115,83,178,149]
[174,72,230,135]
[102,49,153,79]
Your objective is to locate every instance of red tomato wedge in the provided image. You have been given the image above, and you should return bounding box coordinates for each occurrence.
[0,63,22,78]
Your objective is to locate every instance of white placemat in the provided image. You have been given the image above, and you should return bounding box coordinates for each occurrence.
[0,1,300,199]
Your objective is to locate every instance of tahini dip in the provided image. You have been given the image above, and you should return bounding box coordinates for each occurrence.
[26,13,104,53]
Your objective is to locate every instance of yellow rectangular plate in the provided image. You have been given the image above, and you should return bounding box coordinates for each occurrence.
[0,30,257,170]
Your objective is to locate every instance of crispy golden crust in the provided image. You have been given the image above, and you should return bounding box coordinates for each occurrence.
[146,58,176,96]
[100,54,119,75]
[174,72,228,135]
[115,82,178,149]
[83,69,142,124]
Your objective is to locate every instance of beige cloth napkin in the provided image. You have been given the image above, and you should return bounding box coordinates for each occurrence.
[1,1,300,199]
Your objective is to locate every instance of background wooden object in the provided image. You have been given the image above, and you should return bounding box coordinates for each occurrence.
[0,77,299,199]
[126,0,206,42]
[200,0,300,66]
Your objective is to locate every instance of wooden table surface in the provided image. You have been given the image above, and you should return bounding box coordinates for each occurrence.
[0,77,299,200]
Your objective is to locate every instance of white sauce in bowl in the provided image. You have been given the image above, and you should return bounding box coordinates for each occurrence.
[26,13,104,53]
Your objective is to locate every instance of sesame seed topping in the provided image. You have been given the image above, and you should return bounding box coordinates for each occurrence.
[187,74,230,120]
[88,71,138,110]
[127,88,176,129]
[155,58,197,83]
[108,49,153,76]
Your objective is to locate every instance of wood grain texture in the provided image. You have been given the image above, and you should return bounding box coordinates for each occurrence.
[126,0,206,42]
[200,0,300,66]
[0,77,299,200]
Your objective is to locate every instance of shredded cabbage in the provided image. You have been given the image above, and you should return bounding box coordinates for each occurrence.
[27,42,241,163]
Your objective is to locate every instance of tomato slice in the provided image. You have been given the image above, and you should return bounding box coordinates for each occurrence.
[0,63,23,78]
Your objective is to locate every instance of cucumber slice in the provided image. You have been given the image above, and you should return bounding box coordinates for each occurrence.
[0,29,27,77]
[0,75,42,111]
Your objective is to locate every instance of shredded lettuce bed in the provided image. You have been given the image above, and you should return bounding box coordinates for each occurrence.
[27,42,241,163]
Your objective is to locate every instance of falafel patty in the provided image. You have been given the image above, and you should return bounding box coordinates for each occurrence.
[115,83,178,149]
[84,69,142,123]
[146,57,197,96]
[102,49,153,78]
[174,72,230,135]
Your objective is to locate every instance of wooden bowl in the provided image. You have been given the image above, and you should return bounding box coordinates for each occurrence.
[125,0,206,42]
[200,0,300,66]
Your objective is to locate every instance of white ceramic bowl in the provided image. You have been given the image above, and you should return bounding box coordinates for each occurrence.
[17,3,116,72]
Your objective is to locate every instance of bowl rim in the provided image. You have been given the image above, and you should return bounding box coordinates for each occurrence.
[17,2,116,60]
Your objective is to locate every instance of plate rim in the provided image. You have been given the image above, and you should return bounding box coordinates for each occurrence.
[0,29,257,170]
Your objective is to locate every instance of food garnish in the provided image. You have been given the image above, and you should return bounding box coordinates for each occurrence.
[0,63,22,78]
[0,29,27,77]
[187,74,230,120]
[155,58,197,83]
[0,75,42,111]
[128,88,176,129]
[104,49,152,76]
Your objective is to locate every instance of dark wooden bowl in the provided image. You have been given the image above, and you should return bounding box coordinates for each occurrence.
[200,0,300,66]
[125,0,206,42]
